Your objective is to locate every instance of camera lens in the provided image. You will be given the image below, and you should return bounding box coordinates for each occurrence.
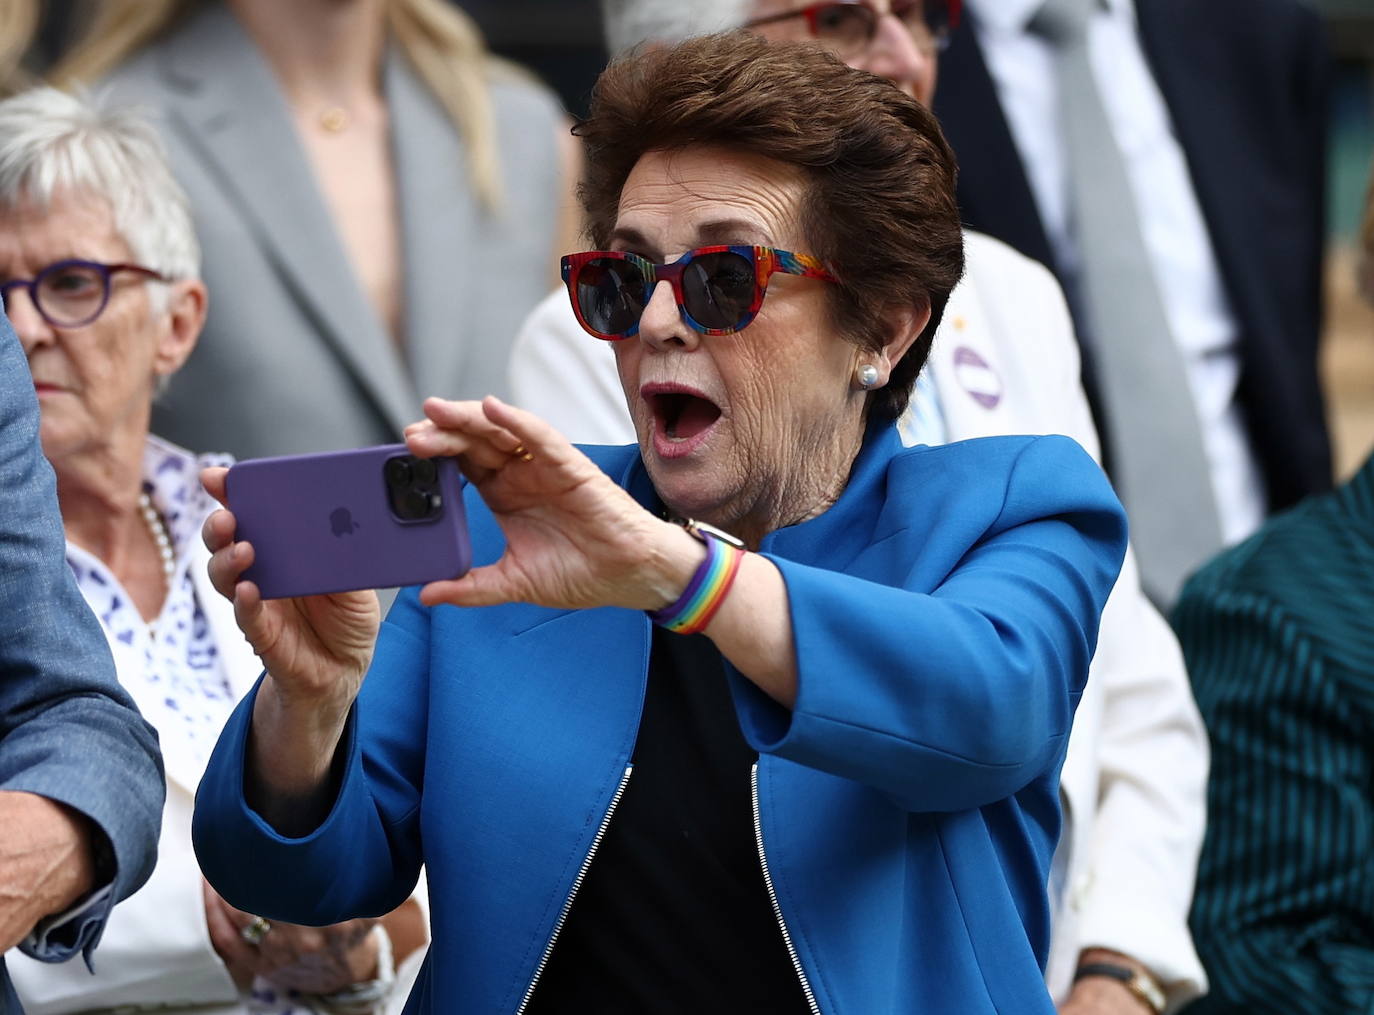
[384,456,413,488]
[411,459,437,485]
[402,489,431,519]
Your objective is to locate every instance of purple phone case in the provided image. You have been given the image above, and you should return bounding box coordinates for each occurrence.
[226,444,471,599]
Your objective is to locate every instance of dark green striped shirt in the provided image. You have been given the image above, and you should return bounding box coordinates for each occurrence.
[1173,452,1374,1014]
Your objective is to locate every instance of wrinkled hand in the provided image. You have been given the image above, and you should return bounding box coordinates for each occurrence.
[203,881,378,996]
[200,466,380,716]
[406,396,685,612]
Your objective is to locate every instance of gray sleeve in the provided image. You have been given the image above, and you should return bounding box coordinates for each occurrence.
[0,312,164,962]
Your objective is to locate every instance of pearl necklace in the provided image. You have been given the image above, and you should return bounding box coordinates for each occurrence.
[138,490,176,590]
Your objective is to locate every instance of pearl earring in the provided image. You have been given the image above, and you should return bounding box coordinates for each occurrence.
[856,364,880,389]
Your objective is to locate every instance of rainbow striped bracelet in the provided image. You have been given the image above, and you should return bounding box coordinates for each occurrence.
[648,522,746,635]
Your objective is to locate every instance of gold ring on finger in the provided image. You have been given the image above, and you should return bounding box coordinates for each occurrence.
[240,915,271,946]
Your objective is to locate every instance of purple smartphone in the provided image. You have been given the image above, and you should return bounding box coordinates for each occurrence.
[225,444,471,599]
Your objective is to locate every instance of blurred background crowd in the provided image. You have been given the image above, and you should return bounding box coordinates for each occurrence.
[6,0,1370,471]
[4,1,1371,472]
[353,0,1374,483]
[385,0,1374,483]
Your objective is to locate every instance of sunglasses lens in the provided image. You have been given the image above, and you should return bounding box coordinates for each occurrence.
[681,251,757,332]
[812,4,876,55]
[576,257,647,337]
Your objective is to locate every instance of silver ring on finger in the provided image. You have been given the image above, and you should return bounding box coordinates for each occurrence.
[240,915,272,946]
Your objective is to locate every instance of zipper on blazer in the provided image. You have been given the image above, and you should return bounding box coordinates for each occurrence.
[515,764,633,1014]
[752,763,821,1015]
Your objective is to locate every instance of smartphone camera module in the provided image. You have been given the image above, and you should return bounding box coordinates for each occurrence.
[384,454,443,521]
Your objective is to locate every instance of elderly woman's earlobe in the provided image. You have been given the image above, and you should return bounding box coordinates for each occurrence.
[846,304,929,394]
[860,301,934,420]
[151,277,208,380]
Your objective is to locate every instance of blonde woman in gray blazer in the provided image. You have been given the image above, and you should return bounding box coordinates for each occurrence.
[62,0,576,460]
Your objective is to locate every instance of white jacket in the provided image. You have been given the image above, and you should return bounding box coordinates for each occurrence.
[509,229,1210,1009]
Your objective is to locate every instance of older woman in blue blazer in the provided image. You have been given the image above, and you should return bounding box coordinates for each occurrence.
[194,34,1128,1014]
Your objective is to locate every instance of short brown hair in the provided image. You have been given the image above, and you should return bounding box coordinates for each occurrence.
[575,31,965,422]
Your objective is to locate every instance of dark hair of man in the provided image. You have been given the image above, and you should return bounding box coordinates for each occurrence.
[574,30,965,421]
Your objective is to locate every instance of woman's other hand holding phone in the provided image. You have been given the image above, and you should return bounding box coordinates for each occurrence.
[404,396,699,616]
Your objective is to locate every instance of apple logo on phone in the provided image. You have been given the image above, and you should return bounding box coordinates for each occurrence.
[330,507,360,537]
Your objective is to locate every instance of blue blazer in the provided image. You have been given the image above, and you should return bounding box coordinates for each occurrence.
[0,315,164,1010]
[194,424,1127,1014]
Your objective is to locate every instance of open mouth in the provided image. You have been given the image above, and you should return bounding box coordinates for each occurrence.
[651,391,722,442]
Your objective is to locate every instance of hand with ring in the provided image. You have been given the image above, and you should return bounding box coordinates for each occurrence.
[403,396,697,614]
[240,915,271,946]
[203,880,379,995]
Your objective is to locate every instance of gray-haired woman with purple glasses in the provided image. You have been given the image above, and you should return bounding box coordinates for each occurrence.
[0,86,426,1015]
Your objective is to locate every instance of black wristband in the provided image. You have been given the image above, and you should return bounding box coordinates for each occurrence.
[1075,962,1133,985]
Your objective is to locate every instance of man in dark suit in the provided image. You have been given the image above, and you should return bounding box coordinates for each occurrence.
[0,312,164,1010]
[935,0,1332,606]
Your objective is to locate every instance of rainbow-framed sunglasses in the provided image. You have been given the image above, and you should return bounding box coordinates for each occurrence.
[560,245,837,341]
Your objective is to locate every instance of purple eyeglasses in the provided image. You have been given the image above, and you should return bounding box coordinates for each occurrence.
[0,259,168,328]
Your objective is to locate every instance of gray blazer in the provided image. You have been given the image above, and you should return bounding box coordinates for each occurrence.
[103,3,565,459]
[0,314,164,1012]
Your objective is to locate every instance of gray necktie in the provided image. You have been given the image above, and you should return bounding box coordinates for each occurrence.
[1031,0,1222,608]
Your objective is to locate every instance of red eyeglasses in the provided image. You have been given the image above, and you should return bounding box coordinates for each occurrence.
[744,0,962,57]
[560,246,837,341]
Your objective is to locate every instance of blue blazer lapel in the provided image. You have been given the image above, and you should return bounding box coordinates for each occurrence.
[157,5,418,435]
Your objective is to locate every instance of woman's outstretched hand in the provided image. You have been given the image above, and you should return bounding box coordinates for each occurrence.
[411,397,800,707]
[405,396,697,613]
